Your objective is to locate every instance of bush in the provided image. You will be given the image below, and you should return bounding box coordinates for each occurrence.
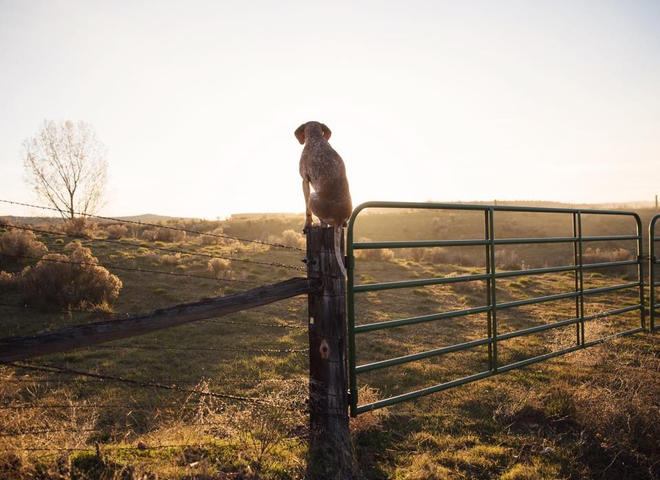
[105,224,129,239]
[0,228,48,264]
[495,249,522,270]
[280,229,305,248]
[582,248,635,277]
[197,227,226,246]
[21,241,122,310]
[401,247,472,266]
[208,258,232,279]
[160,253,182,266]
[141,227,186,243]
[0,271,20,291]
[354,238,395,262]
[64,217,96,236]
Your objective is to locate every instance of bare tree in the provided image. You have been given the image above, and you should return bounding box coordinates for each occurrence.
[22,120,108,222]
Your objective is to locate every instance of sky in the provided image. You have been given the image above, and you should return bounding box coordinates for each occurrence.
[1,0,659,220]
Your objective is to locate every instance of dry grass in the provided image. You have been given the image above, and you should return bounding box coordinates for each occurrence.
[0,208,659,479]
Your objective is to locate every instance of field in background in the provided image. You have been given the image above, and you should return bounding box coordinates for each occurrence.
[1,204,659,479]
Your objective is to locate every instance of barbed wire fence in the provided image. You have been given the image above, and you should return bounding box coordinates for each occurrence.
[0,199,306,252]
[0,199,314,465]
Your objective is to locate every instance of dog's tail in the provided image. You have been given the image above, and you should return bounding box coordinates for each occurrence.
[334,226,347,279]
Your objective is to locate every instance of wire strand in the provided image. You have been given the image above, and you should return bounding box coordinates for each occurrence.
[0,198,305,251]
[0,301,307,330]
[3,223,305,272]
[91,344,305,354]
[1,251,261,286]
[4,361,275,406]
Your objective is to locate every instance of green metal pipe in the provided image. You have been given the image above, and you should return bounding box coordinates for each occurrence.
[576,212,586,345]
[581,234,641,242]
[354,305,492,333]
[496,291,579,311]
[581,260,640,270]
[346,201,647,416]
[355,371,495,415]
[354,239,488,250]
[354,265,581,294]
[346,211,359,416]
[353,273,490,293]
[488,207,498,372]
[650,215,659,331]
[349,200,642,217]
[356,337,493,374]
[496,316,582,342]
[583,282,641,297]
[582,304,643,322]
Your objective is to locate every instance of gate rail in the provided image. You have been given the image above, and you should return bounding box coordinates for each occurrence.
[651,214,660,331]
[347,202,645,416]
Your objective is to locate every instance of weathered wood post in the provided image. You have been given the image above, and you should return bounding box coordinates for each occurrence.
[305,226,354,479]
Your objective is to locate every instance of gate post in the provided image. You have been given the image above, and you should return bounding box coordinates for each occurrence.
[305,226,354,478]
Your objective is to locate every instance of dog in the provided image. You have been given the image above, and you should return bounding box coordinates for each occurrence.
[295,121,352,278]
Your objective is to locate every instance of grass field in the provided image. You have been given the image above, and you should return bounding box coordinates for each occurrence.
[1,205,659,479]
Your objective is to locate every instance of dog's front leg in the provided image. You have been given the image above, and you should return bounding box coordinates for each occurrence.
[302,178,313,233]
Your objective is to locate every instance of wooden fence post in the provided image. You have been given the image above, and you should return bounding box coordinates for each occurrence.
[305,226,354,478]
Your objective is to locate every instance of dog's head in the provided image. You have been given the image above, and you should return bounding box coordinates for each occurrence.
[295,121,332,145]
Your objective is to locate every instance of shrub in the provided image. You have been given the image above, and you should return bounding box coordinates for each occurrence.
[582,247,635,277]
[422,247,451,264]
[495,249,522,270]
[350,386,389,435]
[0,271,20,291]
[105,224,129,239]
[280,229,305,248]
[197,227,226,246]
[208,258,232,279]
[160,253,182,266]
[198,234,217,246]
[401,247,473,266]
[354,238,395,262]
[141,227,186,243]
[140,229,157,241]
[582,247,632,264]
[21,241,122,310]
[0,228,48,264]
[64,217,96,236]
[401,247,426,262]
[226,379,307,476]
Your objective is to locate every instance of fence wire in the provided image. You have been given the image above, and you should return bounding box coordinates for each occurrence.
[0,198,305,251]
[2,223,305,272]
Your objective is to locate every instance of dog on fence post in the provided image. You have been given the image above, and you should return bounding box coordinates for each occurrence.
[295,121,352,278]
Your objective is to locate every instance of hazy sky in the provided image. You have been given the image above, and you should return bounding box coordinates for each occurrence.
[1,0,658,219]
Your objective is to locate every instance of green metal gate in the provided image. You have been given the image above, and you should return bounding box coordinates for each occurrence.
[346,202,645,416]
[651,214,660,331]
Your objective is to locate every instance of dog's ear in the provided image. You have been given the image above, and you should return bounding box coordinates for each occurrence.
[321,123,332,141]
[294,124,306,145]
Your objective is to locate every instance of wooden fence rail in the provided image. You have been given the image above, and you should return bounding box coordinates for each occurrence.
[0,277,320,363]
